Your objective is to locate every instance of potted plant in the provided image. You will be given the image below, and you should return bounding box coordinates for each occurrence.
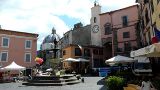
[105,76,125,90]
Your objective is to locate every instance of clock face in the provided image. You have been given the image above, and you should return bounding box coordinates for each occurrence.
[92,25,99,33]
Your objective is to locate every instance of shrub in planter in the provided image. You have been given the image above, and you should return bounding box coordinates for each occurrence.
[105,76,125,90]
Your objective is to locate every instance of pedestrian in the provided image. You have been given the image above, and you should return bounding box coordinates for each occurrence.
[81,78,84,83]
[140,76,155,90]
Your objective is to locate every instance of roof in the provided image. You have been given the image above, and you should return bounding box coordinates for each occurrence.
[100,4,138,15]
[0,28,38,37]
[42,33,60,44]
[63,44,103,49]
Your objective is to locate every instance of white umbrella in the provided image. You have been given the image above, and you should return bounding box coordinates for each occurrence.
[0,61,26,71]
[105,55,135,63]
[63,58,89,62]
[63,58,78,62]
[76,58,89,62]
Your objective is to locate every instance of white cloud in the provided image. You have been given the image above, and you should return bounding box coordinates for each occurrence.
[0,0,136,50]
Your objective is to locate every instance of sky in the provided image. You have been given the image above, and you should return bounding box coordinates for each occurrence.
[0,0,136,50]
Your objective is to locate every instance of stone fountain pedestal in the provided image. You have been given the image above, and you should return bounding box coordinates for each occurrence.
[22,74,81,86]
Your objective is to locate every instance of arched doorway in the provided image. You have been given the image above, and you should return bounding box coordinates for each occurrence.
[103,42,112,60]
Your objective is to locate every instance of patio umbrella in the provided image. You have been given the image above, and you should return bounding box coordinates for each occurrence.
[63,58,89,62]
[76,58,89,62]
[63,58,78,62]
[105,55,135,63]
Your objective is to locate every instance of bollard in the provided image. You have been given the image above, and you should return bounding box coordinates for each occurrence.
[81,78,84,83]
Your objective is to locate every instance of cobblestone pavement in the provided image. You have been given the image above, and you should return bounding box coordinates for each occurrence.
[0,77,107,90]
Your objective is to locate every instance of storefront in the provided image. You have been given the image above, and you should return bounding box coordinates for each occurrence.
[130,42,160,57]
[130,42,160,75]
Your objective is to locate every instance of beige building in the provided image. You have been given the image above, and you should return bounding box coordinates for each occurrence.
[130,0,160,75]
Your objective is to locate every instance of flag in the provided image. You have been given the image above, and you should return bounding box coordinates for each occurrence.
[154,27,160,41]
[152,37,158,44]
[77,45,82,51]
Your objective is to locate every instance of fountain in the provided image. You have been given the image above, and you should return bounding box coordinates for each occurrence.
[23,27,81,86]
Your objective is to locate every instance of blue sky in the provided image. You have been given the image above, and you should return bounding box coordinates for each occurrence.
[0,0,136,50]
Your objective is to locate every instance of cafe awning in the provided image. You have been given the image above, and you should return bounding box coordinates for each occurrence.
[130,42,160,57]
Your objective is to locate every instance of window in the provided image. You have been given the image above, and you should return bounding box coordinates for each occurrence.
[123,32,130,38]
[63,50,66,55]
[124,42,131,51]
[84,48,90,57]
[104,25,112,35]
[93,59,100,68]
[75,48,82,56]
[93,58,104,68]
[0,51,8,62]
[122,16,128,27]
[142,18,145,30]
[117,48,123,52]
[145,9,149,25]
[151,0,154,14]
[2,37,9,48]
[94,17,97,23]
[99,49,103,55]
[25,40,32,49]
[25,53,31,62]
[144,0,149,4]
[93,49,98,55]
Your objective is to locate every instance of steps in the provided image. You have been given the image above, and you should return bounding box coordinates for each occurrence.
[22,74,81,86]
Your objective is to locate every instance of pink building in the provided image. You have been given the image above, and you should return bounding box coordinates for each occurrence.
[100,5,138,58]
[0,29,38,69]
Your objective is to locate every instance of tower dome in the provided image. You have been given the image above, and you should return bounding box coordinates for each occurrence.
[41,27,60,50]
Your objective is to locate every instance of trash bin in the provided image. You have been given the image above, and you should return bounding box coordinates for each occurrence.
[99,71,107,77]
[99,68,109,77]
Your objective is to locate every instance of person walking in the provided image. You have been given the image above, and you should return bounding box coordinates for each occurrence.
[141,76,155,90]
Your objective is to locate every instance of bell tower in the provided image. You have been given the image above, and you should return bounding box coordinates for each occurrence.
[90,0,102,46]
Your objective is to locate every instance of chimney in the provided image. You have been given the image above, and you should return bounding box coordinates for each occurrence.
[73,22,83,29]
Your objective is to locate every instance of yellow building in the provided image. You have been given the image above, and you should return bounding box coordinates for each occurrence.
[62,44,82,70]
[62,44,105,74]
